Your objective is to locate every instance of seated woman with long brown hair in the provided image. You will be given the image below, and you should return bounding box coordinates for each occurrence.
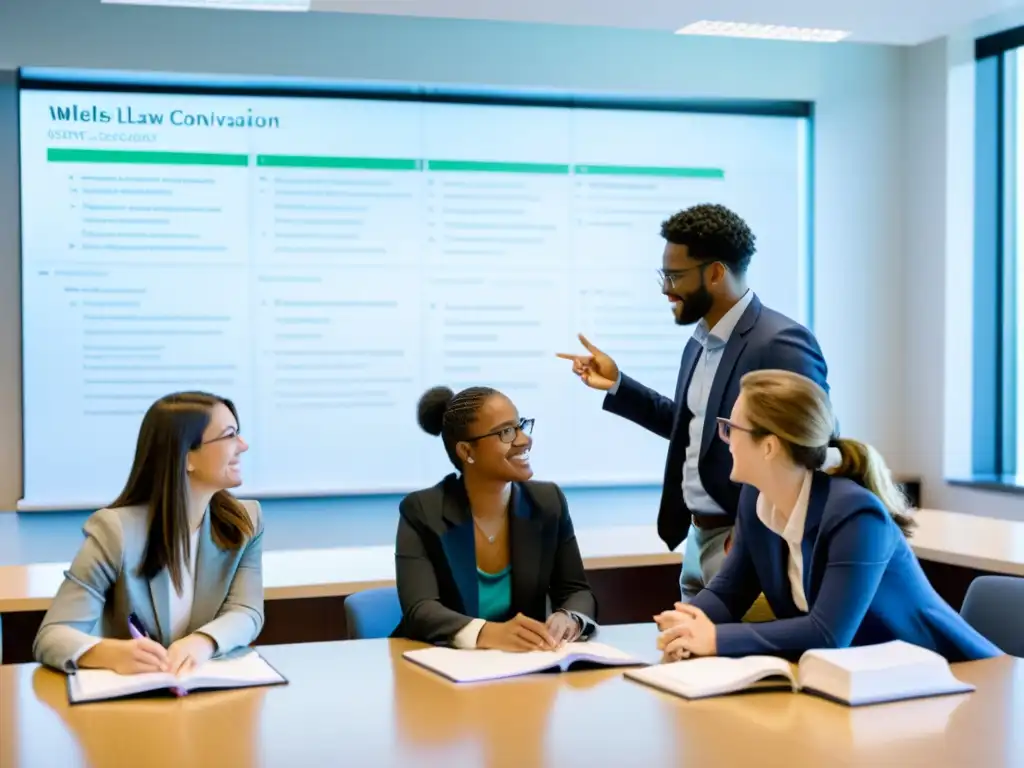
[654,370,1000,663]
[34,391,264,676]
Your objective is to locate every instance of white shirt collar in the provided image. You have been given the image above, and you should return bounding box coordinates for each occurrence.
[693,289,755,348]
[756,470,813,545]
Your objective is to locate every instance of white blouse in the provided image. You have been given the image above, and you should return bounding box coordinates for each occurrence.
[169,526,201,642]
[755,471,812,612]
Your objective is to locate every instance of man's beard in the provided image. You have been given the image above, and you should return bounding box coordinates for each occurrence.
[674,284,714,325]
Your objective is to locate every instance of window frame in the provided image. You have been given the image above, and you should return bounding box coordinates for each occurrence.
[954,29,1024,491]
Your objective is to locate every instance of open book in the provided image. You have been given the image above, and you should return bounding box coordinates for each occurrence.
[67,649,288,704]
[625,640,975,706]
[404,641,645,683]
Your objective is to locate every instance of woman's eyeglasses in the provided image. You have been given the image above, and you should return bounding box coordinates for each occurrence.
[716,417,761,443]
[464,418,535,445]
[200,428,242,446]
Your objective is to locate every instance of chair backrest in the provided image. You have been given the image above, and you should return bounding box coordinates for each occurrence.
[344,587,403,640]
[960,575,1024,657]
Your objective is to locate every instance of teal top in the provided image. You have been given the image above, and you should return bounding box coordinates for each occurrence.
[477,566,512,622]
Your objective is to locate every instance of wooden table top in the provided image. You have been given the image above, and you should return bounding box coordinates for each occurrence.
[911,508,1024,575]
[2,508,1023,614]
[0,524,680,612]
[0,623,1019,768]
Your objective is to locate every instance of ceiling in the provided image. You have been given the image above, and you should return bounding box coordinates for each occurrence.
[312,0,1024,46]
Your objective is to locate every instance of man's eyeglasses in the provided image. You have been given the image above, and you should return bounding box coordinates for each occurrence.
[464,418,534,444]
[657,263,710,291]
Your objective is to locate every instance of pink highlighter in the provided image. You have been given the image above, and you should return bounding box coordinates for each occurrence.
[128,612,187,698]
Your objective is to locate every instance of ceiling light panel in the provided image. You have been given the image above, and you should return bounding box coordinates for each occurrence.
[101,0,311,11]
[675,20,850,43]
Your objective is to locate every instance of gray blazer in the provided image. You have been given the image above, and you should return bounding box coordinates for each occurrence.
[33,499,264,672]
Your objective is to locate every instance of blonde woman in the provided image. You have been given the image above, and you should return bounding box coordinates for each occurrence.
[655,370,1000,663]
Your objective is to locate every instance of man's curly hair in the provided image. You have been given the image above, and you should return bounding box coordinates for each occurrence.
[660,203,756,275]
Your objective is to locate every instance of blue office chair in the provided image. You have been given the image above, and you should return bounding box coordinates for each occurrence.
[344,587,403,640]
[960,575,1024,657]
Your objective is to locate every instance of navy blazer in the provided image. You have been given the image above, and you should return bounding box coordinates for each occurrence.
[603,294,829,550]
[392,473,597,645]
[691,473,1002,663]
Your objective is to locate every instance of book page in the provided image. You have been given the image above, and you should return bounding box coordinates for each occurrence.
[183,650,285,690]
[799,640,946,673]
[69,651,284,702]
[404,646,568,683]
[403,645,567,682]
[69,668,175,703]
[798,642,973,706]
[627,656,797,699]
[561,642,641,666]
[404,641,642,683]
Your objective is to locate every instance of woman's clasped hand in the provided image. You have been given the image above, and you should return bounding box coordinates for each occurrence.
[654,603,718,662]
[477,611,581,652]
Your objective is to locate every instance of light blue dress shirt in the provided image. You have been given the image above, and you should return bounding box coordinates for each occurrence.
[681,289,754,513]
[609,290,755,514]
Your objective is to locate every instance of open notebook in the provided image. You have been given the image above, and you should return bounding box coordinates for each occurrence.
[625,640,975,706]
[67,649,288,704]
[404,641,645,683]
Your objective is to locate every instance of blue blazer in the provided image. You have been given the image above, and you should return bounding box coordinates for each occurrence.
[603,294,829,550]
[691,473,1002,662]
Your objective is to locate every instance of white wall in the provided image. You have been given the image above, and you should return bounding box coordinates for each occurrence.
[902,38,949,509]
[900,36,1000,515]
[0,0,907,509]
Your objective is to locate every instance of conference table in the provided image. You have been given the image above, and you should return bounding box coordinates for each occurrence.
[4,507,1024,666]
[0,624,1019,768]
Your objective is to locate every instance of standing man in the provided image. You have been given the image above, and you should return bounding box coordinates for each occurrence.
[558,203,829,600]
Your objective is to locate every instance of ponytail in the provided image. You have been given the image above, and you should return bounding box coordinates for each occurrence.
[828,437,916,537]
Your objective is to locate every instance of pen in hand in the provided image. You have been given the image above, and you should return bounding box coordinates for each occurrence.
[128,613,187,697]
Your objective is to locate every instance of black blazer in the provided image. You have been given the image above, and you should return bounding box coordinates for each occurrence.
[392,473,598,645]
[603,294,830,551]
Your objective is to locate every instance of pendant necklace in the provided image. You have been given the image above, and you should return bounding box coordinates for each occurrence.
[473,513,506,544]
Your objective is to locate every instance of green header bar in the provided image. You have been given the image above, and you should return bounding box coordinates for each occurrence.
[573,164,724,179]
[427,159,570,174]
[47,148,249,166]
[47,149,725,177]
[257,155,421,171]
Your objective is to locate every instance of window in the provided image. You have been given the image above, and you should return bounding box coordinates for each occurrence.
[972,29,1024,484]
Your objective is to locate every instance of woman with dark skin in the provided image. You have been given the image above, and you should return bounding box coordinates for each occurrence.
[392,385,598,650]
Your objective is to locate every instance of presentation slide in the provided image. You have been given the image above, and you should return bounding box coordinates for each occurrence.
[19,85,809,508]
